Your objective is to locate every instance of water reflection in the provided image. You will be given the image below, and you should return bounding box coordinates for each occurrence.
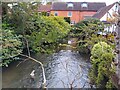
[45,50,91,88]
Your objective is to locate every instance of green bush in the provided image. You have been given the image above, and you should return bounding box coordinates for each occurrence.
[89,42,116,88]
[1,24,22,67]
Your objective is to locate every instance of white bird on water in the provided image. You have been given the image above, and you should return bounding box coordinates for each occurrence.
[30,70,35,79]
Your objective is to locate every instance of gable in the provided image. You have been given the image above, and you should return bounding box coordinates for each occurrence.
[92,2,120,22]
[100,3,119,21]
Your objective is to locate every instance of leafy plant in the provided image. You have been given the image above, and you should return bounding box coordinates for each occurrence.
[89,42,116,88]
[1,24,23,67]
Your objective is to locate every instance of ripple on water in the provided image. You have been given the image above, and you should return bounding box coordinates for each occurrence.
[2,50,91,88]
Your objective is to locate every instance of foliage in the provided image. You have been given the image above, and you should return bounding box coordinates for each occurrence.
[2,2,70,54]
[106,79,116,88]
[89,42,116,88]
[40,12,49,16]
[71,18,104,38]
[30,16,71,53]
[1,2,71,68]
[71,18,115,53]
[1,24,23,67]
[2,2,39,35]
[70,18,105,52]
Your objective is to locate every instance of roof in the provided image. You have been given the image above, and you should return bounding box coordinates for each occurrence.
[51,2,106,11]
[38,5,51,12]
[92,3,115,19]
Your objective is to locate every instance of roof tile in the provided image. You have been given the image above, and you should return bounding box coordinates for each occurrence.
[51,2,106,11]
[38,5,51,12]
[92,3,116,19]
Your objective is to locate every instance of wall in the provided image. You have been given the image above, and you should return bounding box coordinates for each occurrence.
[51,10,80,23]
[51,10,96,23]
[80,11,96,20]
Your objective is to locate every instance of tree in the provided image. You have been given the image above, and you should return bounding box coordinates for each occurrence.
[2,2,40,35]
[1,2,71,67]
[30,16,71,53]
[70,18,115,53]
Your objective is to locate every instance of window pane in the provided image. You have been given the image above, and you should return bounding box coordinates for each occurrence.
[68,12,72,17]
[54,12,58,16]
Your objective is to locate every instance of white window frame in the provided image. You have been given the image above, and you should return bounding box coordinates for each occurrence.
[81,3,88,8]
[67,3,74,8]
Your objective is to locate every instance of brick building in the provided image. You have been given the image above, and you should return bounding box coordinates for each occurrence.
[51,2,106,24]
[38,2,106,24]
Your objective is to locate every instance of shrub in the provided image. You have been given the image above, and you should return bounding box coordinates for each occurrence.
[89,42,116,88]
[1,24,22,67]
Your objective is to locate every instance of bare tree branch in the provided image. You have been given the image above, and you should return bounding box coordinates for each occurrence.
[20,54,47,88]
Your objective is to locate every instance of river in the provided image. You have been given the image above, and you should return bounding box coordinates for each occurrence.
[2,49,92,88]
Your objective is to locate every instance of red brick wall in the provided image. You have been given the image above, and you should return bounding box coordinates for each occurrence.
[80,11,96,20]
[51,10,96,23]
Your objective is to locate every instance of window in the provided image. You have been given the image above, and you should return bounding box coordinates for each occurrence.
[67,3,74,8]
[81,3,88,8]
[68,12,72,17]
[54,12,58,16]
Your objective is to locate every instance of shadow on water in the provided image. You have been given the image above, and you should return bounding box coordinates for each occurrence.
[2,45,92,88]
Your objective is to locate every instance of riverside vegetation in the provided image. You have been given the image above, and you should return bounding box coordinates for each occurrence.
[70,18,116,88]
[1,2,70,66]
[1,2,117,88]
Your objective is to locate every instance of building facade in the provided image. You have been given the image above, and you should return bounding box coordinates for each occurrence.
[38,2,106,24]
[51,2,106,24]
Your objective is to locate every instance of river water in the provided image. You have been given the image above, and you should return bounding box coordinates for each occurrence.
[2,49,92,88]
